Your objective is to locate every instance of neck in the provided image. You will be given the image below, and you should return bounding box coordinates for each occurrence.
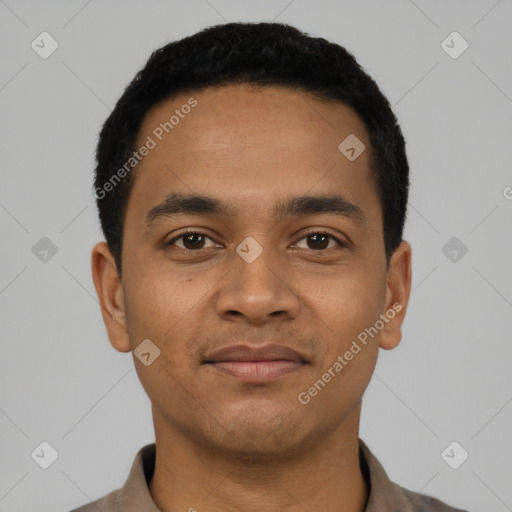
[149,408,368,512]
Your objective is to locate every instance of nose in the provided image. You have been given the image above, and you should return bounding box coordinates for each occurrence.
[214,247,300,326]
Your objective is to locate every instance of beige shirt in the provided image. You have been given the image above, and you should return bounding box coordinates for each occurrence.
[69,439,468,512]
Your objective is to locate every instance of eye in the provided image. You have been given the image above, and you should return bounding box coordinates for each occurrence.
[165,230,347,252]
[165,232,219,251]
[294,231,346,251]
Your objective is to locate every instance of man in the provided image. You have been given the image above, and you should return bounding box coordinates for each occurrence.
[73,22,469,512]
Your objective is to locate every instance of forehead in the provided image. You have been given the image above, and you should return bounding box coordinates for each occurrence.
[125,84,377,230]
[137,84,368,163]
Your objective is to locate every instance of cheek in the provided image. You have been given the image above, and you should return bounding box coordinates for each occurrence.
[122,268,196,350]
[306,265,385,346]
[123,274,199,408]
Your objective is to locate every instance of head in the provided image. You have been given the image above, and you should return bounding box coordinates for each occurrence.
[92,22,411,460]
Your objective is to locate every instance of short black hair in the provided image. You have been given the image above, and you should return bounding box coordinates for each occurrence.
[94,22,409,277]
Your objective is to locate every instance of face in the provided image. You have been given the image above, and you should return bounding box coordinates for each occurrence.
[92,84,411,458]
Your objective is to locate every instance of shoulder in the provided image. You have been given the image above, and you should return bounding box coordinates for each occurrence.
[394,483,470,512]
[68,488,121,512]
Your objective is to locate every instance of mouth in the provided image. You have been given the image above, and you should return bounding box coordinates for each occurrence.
[202,344,309,383]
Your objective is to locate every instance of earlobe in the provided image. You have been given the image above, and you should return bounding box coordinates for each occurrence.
[379,240,412,351]
[91,241,132,353]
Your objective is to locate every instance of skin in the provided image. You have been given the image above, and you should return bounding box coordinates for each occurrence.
[91,84,412,512]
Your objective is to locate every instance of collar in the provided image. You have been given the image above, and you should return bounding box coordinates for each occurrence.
[109,439,462,512]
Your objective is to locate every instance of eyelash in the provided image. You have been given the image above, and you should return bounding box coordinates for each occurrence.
[165,229,348,252]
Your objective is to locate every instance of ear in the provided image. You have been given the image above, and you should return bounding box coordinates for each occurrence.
[91,241,131,353]
[379,240,412,351]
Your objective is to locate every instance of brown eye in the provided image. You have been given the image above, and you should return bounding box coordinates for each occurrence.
[295,231,345,251]
[166,232,217,250]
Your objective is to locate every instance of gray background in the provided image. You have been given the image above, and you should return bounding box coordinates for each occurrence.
[1,1,511,511]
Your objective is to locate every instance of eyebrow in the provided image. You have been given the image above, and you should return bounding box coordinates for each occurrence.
[144,193,365,228]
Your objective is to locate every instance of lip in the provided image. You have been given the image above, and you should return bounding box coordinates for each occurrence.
[203,343,308,363]
[203,344,309,383]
